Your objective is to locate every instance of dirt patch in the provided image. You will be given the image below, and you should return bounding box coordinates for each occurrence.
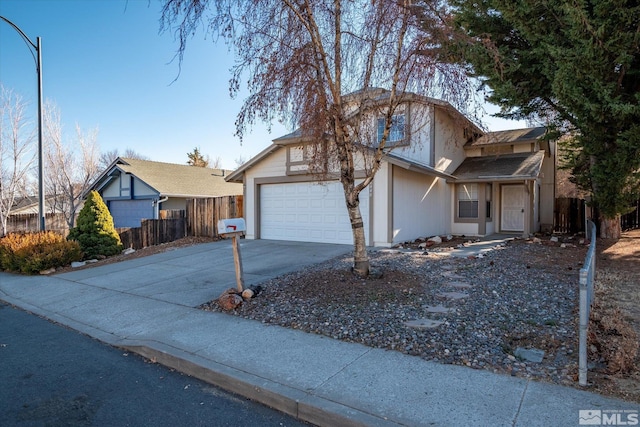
[589,230,640,401]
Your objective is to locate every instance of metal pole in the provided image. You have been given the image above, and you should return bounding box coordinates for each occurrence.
[0,17,45,231]
[37,36,45,231]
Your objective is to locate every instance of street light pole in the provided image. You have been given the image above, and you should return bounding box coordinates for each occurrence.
[0,16,45,231]
[36,36,45,231]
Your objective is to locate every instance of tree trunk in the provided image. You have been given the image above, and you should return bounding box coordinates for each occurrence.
[347,203,369,277]
[600,215,621,239]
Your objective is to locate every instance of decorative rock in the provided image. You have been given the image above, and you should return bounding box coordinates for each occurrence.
[71,261,86,268]
[418,242,427,249]
[437,291,469,300]
[218,288,243,310]
[560,243,566,248]
[550,236,559,242]
[515,347,545,363]
[404,318,444,329]
[122,248,136,255]
[447,281,472,289]
[39,268,56,275]
[446,235,453,241]
[428,236,442,244]
[86,259,99,264]
[532,237,542,243]
[241,289,255,300]
[425,305,453,313]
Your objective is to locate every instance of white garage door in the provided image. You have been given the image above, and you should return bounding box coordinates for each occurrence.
[260,181,369,245]
[109,199,154,228]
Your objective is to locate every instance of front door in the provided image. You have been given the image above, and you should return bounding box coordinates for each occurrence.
[501,185,525,232]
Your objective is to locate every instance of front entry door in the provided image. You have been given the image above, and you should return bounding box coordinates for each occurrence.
[502,185,525,232]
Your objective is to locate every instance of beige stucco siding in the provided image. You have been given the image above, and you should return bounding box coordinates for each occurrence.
[371,162,392,246]
[391,167,450,243]
[160,198,186,210]
[243,147,288,239]
[433,109,467,174]
[539,155,555,232]
[387,104,433,167]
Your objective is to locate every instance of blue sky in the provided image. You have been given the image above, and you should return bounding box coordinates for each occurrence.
[0,0,526,170]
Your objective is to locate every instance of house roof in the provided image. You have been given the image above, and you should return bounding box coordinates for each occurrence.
[466,127,546,148]
[449,151,546,183]
[93,158,242,198]
[385,153,456,180]
[227,90,483,182]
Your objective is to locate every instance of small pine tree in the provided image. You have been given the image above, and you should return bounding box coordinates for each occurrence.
[68,191,123,259]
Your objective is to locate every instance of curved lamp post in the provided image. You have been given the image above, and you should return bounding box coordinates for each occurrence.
[0,15,45,231]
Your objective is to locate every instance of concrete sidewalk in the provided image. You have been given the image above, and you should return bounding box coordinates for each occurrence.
[0,239,637,426]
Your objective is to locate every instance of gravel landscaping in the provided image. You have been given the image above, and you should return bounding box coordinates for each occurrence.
[200,236,592,390]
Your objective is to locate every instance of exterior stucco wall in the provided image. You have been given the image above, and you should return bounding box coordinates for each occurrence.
[386,103,433,166]
[391,167,450,243]
[243,147,288,240]
[433,108,468,174]
[371,162,392,247]
[539,154,556,232]
[160,198,186,210]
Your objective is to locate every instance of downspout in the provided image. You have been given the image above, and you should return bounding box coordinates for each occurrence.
[155,196,169,219]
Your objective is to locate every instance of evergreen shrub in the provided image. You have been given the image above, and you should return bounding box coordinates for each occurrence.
[67,190,123,259]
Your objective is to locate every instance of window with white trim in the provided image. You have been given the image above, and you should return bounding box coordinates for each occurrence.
[457,184,478,218]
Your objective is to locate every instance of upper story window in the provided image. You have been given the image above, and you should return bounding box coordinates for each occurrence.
[377,114,406,146]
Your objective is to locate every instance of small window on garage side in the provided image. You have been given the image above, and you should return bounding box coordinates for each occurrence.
[458,184,478,218]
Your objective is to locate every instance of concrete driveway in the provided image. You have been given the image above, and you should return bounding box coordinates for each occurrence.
[51,239,352,308]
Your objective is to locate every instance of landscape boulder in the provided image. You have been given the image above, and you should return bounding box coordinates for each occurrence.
[218,288,243,310]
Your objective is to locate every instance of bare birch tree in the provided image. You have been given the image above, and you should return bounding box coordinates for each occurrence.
[99,148,149,171]
[161,0,472,276]
[0,86,36,236]
[43,102,101,228]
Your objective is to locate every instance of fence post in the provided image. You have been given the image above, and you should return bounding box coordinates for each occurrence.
[578,220,597,386]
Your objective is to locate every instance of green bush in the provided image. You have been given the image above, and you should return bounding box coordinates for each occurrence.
[0,231,82,274]
[67,190,123,259]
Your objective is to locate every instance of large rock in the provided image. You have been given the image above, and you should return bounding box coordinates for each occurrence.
[427,235,442,244]
[218,288,243,310]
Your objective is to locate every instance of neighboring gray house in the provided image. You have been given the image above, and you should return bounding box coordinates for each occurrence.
[89,157,242,228]
[226,90,556,246]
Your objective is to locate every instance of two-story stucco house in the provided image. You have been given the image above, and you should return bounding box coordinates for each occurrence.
[226,89,555,247]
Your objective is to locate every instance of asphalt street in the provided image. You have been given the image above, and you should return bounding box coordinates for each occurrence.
[0,302,310,427]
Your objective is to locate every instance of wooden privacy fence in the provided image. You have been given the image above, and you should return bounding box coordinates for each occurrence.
[622,199,640,230]
[116,196,244,249]
[3,213,70,236]
[186,195,243,238]
[555,198,586,234]
[555,197,640,235]
[117,210,187,250]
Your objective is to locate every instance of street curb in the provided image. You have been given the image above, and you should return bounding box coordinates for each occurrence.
[120,342,398,427]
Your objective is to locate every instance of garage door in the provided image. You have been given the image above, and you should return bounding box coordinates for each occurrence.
[260,181,369,245]
[109,199,154,228]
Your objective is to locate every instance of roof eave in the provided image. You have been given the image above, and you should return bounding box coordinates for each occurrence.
[225,144,281,183]
[385,154,456,180]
